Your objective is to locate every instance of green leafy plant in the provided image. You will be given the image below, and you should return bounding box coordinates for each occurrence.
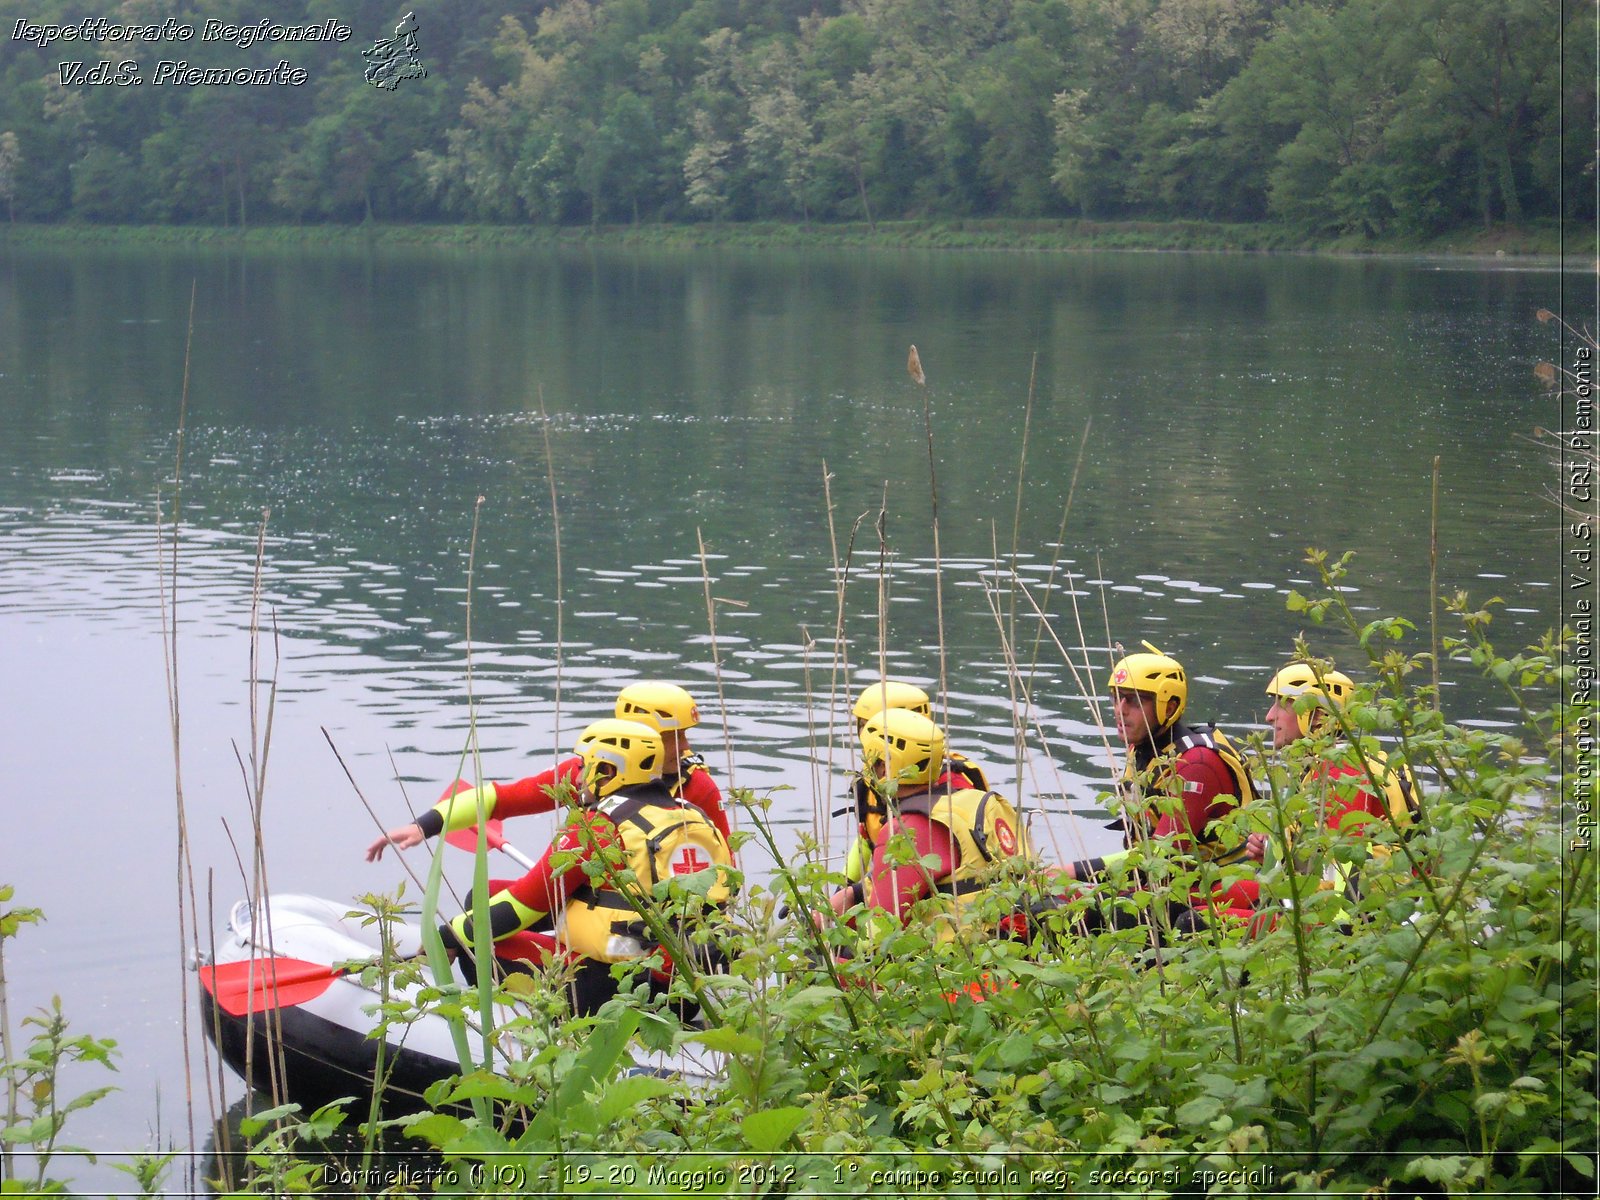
[1,888,137,1194]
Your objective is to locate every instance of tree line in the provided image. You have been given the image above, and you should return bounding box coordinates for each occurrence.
[0,0,1589,238]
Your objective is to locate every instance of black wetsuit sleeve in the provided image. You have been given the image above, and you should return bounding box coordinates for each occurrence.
[440,898,525,950]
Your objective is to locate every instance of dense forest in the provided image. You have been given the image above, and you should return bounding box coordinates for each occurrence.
[0,0,1591,238]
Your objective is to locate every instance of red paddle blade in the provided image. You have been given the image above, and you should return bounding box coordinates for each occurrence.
[198,957,342,1017]
[444,817,505,853]
[436,778,507,855]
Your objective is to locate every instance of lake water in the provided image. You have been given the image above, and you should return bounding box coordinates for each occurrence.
[0,242,1580,1186]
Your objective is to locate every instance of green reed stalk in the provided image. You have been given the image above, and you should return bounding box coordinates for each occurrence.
[362,496,496,1129]
[356,892,404,1173]
[412,801,487,1125]
[0,890,38,1184]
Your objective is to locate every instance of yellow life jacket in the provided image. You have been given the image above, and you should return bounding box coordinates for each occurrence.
[1365,747,1419,851]
[844,751,996,881]
[1119,722,1257,867]
[1302,746,1419,901]
[1269,743,1422,928]
[555,785,734,963]
[886,787,1030,911]
[948,751,990,792]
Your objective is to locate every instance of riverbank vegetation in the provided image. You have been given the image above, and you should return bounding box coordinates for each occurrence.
[0,0,1589,248]
[0,215,1578,257]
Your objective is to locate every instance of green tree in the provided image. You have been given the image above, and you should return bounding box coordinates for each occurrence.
[744,41,822,223]
[69,145,143,222]
[813,73,881,228]
[0,132,20,222]
[1401,0,1559,227]
[1529,0,1597,224]
[683,26,747,220]
[419,15,575,221]
[1212,0,1419,236]
[970,35,1066,215]
[1146,0,1273,106]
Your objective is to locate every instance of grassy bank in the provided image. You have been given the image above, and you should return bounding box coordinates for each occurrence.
[0,217,1583,258]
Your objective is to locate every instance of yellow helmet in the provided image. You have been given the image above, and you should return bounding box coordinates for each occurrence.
[851,680,932,722]
[1108,642,1187,731]
[575,718,664,801]
[614,682,700,732]
[860,708,946,788]
[1265,662,1355,737]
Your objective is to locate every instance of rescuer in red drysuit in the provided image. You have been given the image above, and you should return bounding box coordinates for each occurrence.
[364,681,730,857]
[374,719,732,1015]
[825,709,1026,932]
[1044,644,1258,938]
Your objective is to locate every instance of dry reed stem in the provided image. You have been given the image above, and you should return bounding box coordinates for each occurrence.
[1007,575,1127,864]
[242,510,290,1117]
[458,494,490,807]
[873,484,891,701]
[819,461,842,851]
[0,887,19,1182]
[816,462,849,859]
[819,459,872,866]
[156,280,204,1162]
[912,347,952,743]
[696,527,738,799]
[993,579,1103,867]
[1430,456,1442,713]
[1005,355,1040,794]
[974,545,1072,867]
[799,625,825,850]
[1015,574,1118,768]
[340,736,435,901]
[536,387,566,757]
[1021,419,1092,700]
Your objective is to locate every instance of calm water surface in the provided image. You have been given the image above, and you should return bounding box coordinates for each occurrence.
[0,243,1578,1182]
